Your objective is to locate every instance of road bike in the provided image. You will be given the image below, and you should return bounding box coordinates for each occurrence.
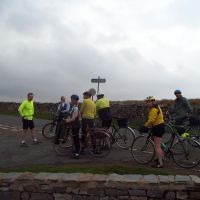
[131,126,200,168]
[54,121,112,158]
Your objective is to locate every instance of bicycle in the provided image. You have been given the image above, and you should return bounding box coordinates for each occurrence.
[131,126,200,168]
[42,113,58,139]
[54,121,112,158]
[108,117,136,149]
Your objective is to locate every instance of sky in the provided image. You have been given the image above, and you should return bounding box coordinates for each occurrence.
[0,0,200,102]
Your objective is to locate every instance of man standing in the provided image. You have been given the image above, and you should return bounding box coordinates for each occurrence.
[96,94,112,128]
[173,89,193,134]
[80,91,96,152]
[18,92,39,147]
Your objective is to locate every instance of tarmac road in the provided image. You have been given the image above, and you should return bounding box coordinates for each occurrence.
[0,114,199,175]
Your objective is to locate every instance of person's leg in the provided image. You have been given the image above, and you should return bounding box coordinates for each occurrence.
[29,120,38,142]
[21,119,28,146]
[72,125,80,157]
[153,136,164,166]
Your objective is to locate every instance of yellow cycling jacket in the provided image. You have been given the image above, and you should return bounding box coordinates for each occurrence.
[80,99,96,119]
[144,105,164,127]
[18,99,34,120]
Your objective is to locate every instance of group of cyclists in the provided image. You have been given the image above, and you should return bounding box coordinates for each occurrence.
[18,89,194,167]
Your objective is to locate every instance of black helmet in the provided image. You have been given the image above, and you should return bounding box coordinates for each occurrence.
[71,94,79,101]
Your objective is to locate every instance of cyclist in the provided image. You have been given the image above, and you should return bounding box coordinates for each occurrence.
[65,94,80,159]
[173,89,193,135]
[139,96,165,168]
[96,94,112,128]
[54,96,71,143]
[18,92,39,147]
[80,91,96,153]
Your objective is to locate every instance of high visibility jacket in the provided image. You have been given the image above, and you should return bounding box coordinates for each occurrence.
[145,105,164,127]
[18,99,34,120]
[80,99,96,119]
[96,98,110,111]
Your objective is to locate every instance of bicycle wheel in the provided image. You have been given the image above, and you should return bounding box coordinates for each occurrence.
[188,126,200,146]
[89,130,112,158]
[131,136,155,164]
[172,138,200,168]
[54,124,73,156]
[42,122,56,139]
[113,127,135,149]
[162,123,173,144]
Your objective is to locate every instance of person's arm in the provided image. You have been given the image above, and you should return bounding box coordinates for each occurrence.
[144,108,158,127]
[184,99,193,114]
[65,108,78,123]
[80,100,85,116]
[60,103,69,113]
[18,101,25,118]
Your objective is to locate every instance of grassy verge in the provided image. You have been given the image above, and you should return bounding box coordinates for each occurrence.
[0,164,170,175]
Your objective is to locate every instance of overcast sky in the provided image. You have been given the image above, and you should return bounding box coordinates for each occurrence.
[0,0,200,102]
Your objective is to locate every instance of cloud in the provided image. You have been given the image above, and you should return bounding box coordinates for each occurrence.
[0,0,200,102]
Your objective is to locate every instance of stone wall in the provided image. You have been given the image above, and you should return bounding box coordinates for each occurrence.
[0,172,200,200]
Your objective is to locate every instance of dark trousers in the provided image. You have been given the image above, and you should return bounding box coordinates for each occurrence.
[81,118,94,148]
[98,107,112,128]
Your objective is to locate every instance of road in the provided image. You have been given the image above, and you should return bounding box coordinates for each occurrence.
[0,114,199,175]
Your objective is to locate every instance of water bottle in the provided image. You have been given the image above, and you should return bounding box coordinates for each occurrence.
[160,142,167,151]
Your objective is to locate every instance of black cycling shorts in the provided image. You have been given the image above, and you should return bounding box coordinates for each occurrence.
[22,119,34,130]
[152,123,165,137]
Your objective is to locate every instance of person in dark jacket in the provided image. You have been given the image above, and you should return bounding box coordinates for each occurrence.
[173,89,193,134]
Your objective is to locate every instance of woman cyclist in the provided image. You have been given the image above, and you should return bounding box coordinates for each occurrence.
[139,96,165,168]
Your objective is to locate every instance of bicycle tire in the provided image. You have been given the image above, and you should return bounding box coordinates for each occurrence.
[54,123,73,156]
[113,127,135,149]
[42,122,56,139]
[162,123,173,144]
[131,135,155,164]
[172,138,200,168]
[89,130,112,158]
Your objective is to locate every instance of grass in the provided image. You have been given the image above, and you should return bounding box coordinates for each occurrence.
[0,164,170,175]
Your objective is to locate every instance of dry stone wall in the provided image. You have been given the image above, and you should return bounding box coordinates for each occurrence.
[0,173,200,200]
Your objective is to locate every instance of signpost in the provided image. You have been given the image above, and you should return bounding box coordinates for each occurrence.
[91,76,106,95]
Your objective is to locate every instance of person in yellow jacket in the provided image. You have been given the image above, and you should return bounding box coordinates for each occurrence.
[18,92,39,147]
[139,96,165,168]
[80,91,96,152]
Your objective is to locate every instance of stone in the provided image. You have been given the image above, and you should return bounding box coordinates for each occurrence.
[87,188,104,196]
[147,190,163,198]
[164,191,176,200]
[87,196,99,200]
[30,193,54,200]
[190,175,200,184]
[73,194,86,200]
[21,192,30,200]
[100,197,109,200]
[72,188,80,194]
[0,187,9,191]
[105,188,128,196]
[23,184,39,192]
[34,173,51,181]
[40,185,53,193]
[118,196,129,200]
[158,175,170,184]
[47,173,66,181]
[175,175,191,183]
[62,173,81,182]
[1,173,24,181]
[53,186,66,193]
[129,189,146,197]
[0,191,20,200]
[168,175,175,183]
[143,175,158,184]
[54,193,72,200]
[123,175,143,183]
[189,191,200,199]
[108,174,124,182]
[176,191,188,200]
[130,197,148,200]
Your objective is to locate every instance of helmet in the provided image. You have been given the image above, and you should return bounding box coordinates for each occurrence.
[83,91,91,96]
[71,94,79,101]
[144,96,156,101]
[174,89,181,94]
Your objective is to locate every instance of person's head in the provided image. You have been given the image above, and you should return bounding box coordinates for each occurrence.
[83,91,91,99]
[174,89,182,98]
[97,93,104,100]
[144,96,156,108]
[27,92,34,101]
[61,96,66,102]
[71,94,79,105]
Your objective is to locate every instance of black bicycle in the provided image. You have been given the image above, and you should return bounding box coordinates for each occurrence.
[42,114,58,139]
[108,117,135,149]
[131,126,200,168]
